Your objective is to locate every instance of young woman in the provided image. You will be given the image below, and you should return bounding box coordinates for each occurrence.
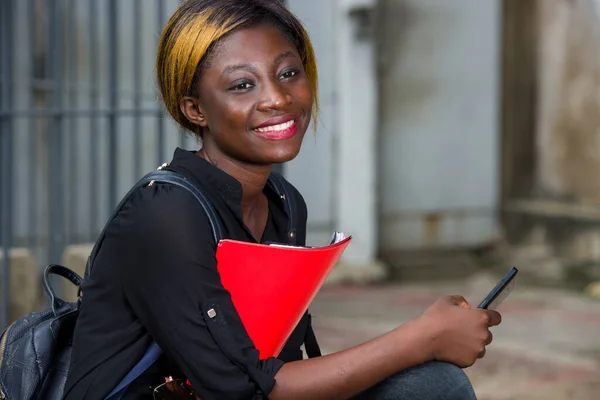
[65,1,501,398]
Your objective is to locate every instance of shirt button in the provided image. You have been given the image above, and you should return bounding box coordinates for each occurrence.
[207,308,217,319]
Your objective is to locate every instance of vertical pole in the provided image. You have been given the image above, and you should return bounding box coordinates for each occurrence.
[0,0,14,330]
[335,3,379,264]
[108,0,118,211]
[88,0,99,240]
[27,0,38,250]
[500,0,539,204]
[133,0,142,178]
[156,0,166,165]
[67,0,78,243]
[49,0,65,269]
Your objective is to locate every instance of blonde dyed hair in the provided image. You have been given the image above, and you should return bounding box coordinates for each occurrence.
[156,0,319,136]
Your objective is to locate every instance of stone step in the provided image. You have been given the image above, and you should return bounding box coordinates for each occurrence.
[0,248,40,324]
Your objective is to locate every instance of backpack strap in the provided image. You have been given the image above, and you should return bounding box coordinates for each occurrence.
[104,341,162,400]
[266,172,322,359]
[84,170,224,281]
[103,171,223,400]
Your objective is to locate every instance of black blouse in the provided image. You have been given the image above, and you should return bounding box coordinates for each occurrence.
[64,148,312,399]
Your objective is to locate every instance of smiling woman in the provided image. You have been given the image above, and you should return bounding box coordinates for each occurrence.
[156,0,318,139]
[63,1,498,399]
[177,23,314,167]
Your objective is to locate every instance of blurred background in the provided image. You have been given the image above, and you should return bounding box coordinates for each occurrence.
[1,0,600,398]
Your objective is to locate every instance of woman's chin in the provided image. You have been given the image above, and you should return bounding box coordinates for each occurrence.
[250,134,304,165]
[263,145,302,165]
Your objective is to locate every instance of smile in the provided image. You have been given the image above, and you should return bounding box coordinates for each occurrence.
[253,119,298,140]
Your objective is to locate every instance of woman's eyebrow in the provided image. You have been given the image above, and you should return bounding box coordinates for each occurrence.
[274,50,295,64]
[221,63,255,77]
[220,51,297,77]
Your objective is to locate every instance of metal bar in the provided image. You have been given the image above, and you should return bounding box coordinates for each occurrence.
[133,0,142,178]
[0,108,165,118]
[108,0,118,211]
[88,0,99,240]
[26,78,150,96]
[68,0,78,244]
[16,78,80,92]
[28,0,38,250]
[49,0,65,268]
[0,0,8,330]
[0,0,15,331]
[156,0,166,164]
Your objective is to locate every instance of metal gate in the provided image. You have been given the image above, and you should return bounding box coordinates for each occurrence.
[0,0,290,332]
[0,0,199,330]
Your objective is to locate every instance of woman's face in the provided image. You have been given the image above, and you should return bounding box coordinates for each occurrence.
[190,24,313,166]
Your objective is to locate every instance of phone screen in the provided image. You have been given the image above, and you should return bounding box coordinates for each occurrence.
[477,267,518,310]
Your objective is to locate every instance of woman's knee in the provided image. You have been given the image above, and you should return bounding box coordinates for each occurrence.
[356,361,477,399]
[416,361,476,399]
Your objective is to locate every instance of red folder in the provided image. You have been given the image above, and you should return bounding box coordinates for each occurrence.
[215,236,352,359]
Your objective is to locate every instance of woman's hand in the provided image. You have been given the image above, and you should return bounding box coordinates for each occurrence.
[271,294,500,400]
[416,295,502,368]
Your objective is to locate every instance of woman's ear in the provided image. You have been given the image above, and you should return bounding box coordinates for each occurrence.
[180,96,208,128]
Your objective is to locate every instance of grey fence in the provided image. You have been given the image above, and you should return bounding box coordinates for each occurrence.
[0,0,198,330]
[0,0,287,332]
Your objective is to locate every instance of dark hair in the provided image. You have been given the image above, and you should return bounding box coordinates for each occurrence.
[156,0,319,137]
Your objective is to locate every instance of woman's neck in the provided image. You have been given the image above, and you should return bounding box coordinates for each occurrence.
[196,147,271,220]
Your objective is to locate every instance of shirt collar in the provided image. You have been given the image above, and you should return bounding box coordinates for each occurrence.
[168,147,286,216]
[170,148,244,202]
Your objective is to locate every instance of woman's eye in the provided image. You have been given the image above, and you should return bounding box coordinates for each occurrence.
[229,82,254,91]
[280,70,298,79]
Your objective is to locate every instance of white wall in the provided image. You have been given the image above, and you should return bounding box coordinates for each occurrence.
[377,0,502,251]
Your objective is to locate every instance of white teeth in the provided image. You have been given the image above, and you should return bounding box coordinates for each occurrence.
[255,119,294,132]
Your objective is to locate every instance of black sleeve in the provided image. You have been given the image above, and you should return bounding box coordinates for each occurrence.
[119,183,284,399]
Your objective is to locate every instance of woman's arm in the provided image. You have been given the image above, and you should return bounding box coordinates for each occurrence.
[271,296,501,400]
[121,186,285,399]
[271,319,427,400]
[123,185,500,400]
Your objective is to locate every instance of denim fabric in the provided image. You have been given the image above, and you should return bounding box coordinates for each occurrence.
[354,361,477,400]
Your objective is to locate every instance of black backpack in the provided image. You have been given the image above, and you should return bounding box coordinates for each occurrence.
[0,168,320,400]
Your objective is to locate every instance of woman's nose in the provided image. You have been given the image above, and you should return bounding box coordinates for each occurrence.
[257,82,291,111]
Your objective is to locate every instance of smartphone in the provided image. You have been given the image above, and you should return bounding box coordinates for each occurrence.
[477,267,519,310]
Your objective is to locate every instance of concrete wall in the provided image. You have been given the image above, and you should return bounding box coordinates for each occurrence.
[288,0,505,258]
[537,0,600,202]
[0,248,40,323]
[503,0,600,287]
[376,0,502,252]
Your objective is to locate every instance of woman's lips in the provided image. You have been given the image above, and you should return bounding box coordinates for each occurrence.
[252,118,298,140]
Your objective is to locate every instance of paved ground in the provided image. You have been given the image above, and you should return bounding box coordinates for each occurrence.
[311,272,600,399]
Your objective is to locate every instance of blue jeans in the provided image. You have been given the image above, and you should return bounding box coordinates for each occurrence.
[354,361,477,400]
